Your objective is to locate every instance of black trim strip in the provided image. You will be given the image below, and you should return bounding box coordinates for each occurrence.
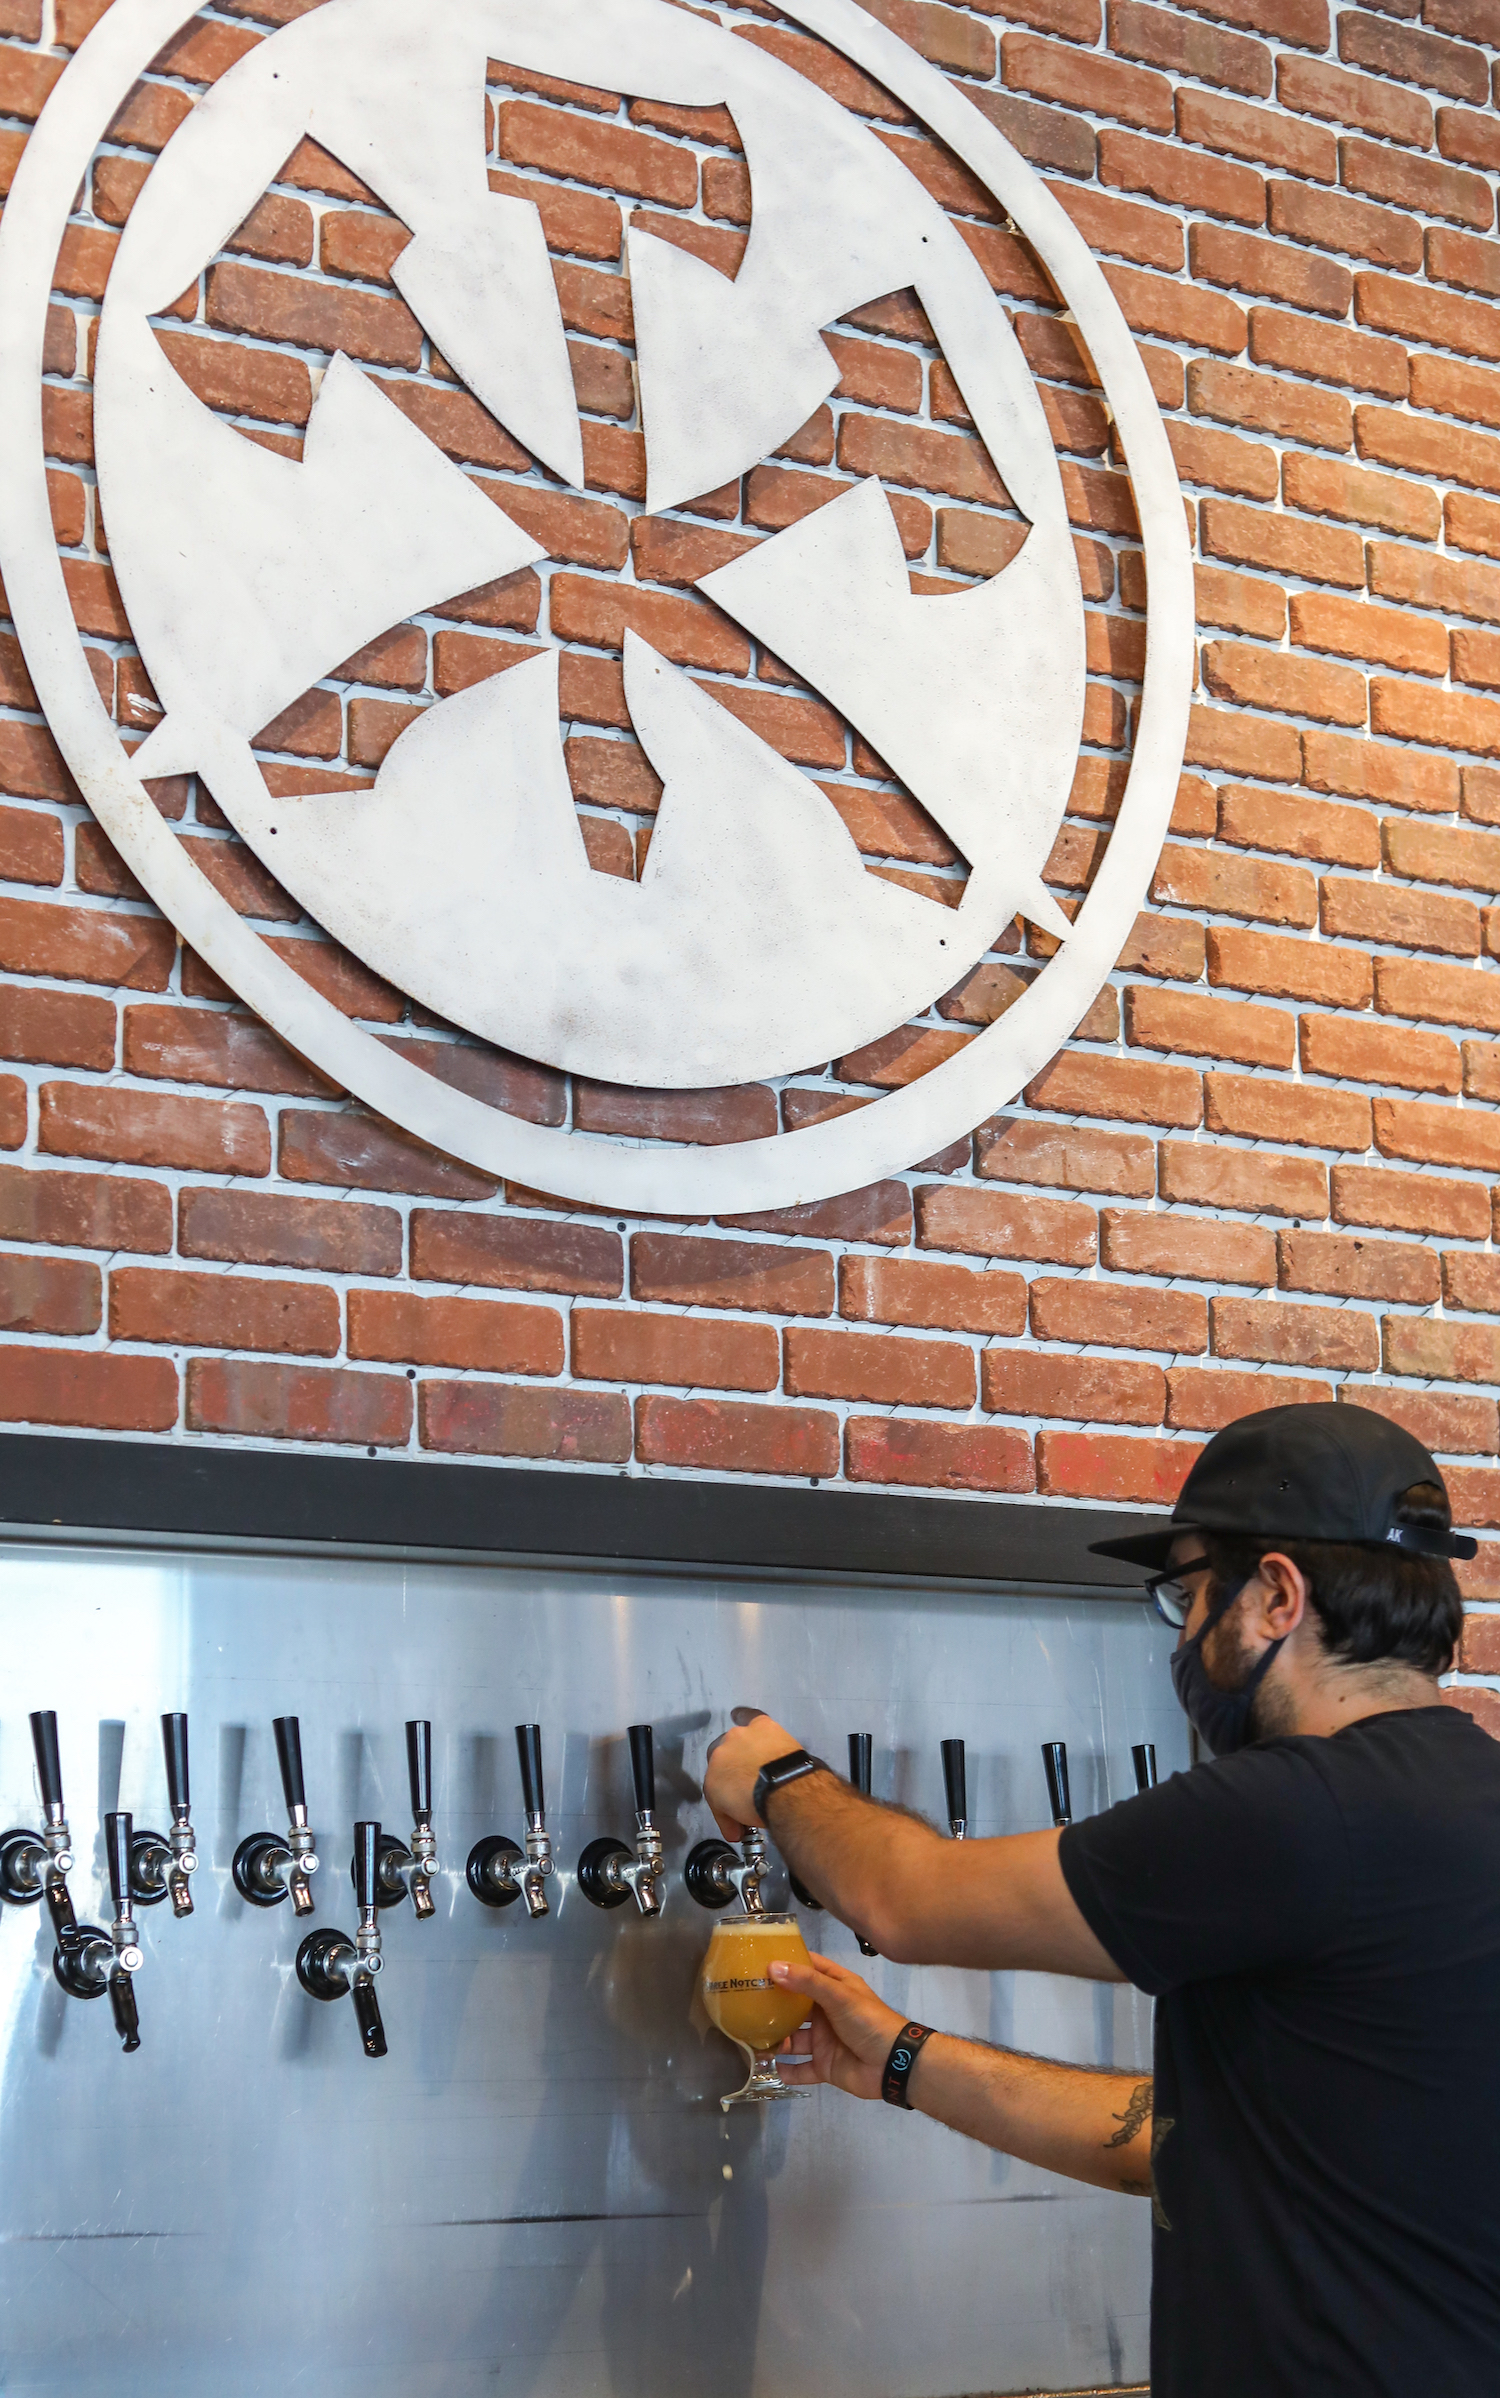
[0,1432,1147,1589]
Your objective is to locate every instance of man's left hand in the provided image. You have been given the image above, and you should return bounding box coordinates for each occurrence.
[702,1710,802,1837]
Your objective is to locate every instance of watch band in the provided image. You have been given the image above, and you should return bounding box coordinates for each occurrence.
[752,1748,827,1818]
[882,2022,933,2109]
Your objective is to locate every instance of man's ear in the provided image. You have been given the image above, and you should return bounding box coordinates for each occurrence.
[1252,1552,1309,1640]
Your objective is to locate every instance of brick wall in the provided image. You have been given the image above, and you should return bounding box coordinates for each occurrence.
[3,0,1500,1709]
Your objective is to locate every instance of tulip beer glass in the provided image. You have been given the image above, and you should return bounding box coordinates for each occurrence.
[700,1911,813,2109]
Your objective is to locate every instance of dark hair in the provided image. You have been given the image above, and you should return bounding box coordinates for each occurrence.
[1202,1481,1462,1677]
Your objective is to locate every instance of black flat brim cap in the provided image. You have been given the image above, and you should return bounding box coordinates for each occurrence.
[1088,1401,1476,1569]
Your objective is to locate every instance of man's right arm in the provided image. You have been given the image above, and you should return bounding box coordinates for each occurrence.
[772,1952,1154,2199]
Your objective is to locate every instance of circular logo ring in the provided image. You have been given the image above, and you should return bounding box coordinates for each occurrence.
[0,0,1193,1215]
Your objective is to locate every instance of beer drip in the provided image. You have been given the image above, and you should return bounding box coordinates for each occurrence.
[0,1710,79,1946]
[1042,1741,1073,1828]
[297,1820,388,2058]
[53,1809,145,2054]
[127,1713,199,1920]
[232,1716,321,1915]
[468,1724,555,1919]
[577,1723,665,1917]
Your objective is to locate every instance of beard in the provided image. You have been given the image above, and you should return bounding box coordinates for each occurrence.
[1203,1597,1294,1740]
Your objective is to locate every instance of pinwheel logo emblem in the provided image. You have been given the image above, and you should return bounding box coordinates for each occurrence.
[0,0,1192,1215]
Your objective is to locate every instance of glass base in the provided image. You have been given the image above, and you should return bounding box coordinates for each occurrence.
[719,2056,815,2110]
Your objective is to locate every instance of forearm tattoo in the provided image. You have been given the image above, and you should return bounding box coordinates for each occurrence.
[1104,2078,1153,2150]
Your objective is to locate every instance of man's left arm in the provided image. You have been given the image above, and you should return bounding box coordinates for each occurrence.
[704,1715,1124,1981]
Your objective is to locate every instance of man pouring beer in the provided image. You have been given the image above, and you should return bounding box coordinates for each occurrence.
[703,1405,1500,2397]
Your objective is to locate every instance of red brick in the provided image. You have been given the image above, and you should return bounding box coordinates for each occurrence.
[1120,912,1212,981]
[1267,179,1422,272]
[630,1231,832,1316]
[572,1081,777,1146]
[1446,1252,1500,1313]
[1051,182,1184,274]
[549,574,750,675]
[0,1165,168,1259]
[1102,130,1265,226]
[915,1182,1096,1266]
[1376,1094,1500,1172]
[1279,1226,1437,1302]
[1024,1049,1202,1128]
[1276,52,1435,144]
[1169,419,1279,499]
[1343,1383,1497,1458]
[1121,986,1291,1071]
[0,1253,99,1336]
[407,1209,620,1298]
[784,1325,974,1408]
[1358,404,1500,497]
[1212,1294,1378,1370]
[1208,926,1374,1008]
[1465,1038,1500,1097]
[179,1187,400,1277]
[1176,88,1337,180]
[1203,641,1367,727]
[277,1109,496,1201]
[1036,1429,1199,1504]
[1153,844,1319,927]
[121,1004,333,1098]
[1218,784,1378,871]
[1382,809,1500,891]
[0,1347,177,1433]
[1304,724,1460,809]
[1446,1474,1500,1534]
[568,1307,774,1393]
[1204,1071,1372,1152]
[1321,872,1480,955]
[1107,0,1270,96]
[1440,1683,1500,1736]
[1447,493,1500,562]
[1101,1205,1276,1284]
[1427,226,1500,299]
[845,1416,1034,1493]
[1332,1161,1489,1238]
[1438,105,1500,172]
[344,1288,563,1374]
[983,1341,1168,1427]
[1189,357,1353,446]
[840,1254,1025,1336]
[497,101,695,207]
[416,1381,625,1462]
[0,1077,22,1149]
[975,1115,1155,1195]
[1337,11,1489,104]
[964,84,1098,178]
[1102,264,1248,354]
[835,412,1007,507]
[1200,496,1365,589]
[206,262,421,368]
[1303,1010,1462,1093]
[1460,1608,1500,1668]
[1284,454,1439,540]
[37,1083,268,1175]
[110,1266,338,1356]
[1356,269,1500,362]
[1342,135,1492,230]
[0,987,114,1071]
[1030,1277,1207,1353]
[0,803,63,887]
[723,1179,914,1249]
[1002,31,1173,128]
[1167,1365,1332,1430]
[187,1357,410,1446]
[1290,592,1447,677]
[1382,1314,1500,1385]
[0,893,175,991]
[1249,306,1408,398]
[634,1393,837,1479]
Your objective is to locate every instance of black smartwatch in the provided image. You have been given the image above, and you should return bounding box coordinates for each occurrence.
[753,1748,827,1818]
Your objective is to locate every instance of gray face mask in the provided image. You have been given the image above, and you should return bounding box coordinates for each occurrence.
[1169,1580,1285,1756]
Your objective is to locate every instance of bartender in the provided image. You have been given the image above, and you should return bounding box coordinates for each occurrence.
[704,1403,1500,2398]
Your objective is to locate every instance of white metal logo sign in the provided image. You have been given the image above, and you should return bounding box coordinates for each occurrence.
[0,0,1192,1214]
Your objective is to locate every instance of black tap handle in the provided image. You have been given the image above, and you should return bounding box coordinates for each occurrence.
[406,1720,432,1818]
[941,1738,967,1826]
[1132,1742,1158,1793]
[109,1967,141,2054]
[351,1974,387,2059]
[30,1711,63,1813]
[104,1811,133,1912]
[353,1821,381,1913]
[628,1723,655,1815]
[161,1714,190,1813]
[848,1733,872,1796]
[515,1724,544,1819]
[1042,1741,1072,1827]
[273,1717,306,1817]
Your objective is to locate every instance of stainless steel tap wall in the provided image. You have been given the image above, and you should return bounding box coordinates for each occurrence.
[0,1538,1183,2398]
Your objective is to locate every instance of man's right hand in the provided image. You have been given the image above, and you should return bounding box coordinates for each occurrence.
[768,1953,906,2102]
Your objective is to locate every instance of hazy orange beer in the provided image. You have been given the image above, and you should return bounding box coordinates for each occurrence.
[700,1912,812,2108]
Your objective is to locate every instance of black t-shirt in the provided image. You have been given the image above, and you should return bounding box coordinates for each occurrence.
[1058,1706,1500,2398]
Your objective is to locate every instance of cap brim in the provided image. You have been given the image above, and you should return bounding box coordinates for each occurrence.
[1088,1521,1194,1570]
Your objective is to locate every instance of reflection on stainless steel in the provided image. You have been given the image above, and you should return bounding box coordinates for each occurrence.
[231,1715,320,1916]
[466,1725,555,1920]
[684,1822,772,1916]
[0,1540,1181,2396]
[1043,1739,1074,1828]
[577,1720,666,1918]
[297,1820,388,2060]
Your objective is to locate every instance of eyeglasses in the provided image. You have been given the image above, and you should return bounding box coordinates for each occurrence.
[1144,1556,1212,1629]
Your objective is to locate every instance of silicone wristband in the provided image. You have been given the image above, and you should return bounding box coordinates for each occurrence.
[881,2021,933,2110]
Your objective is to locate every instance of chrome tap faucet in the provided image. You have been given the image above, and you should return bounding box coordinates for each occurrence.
[297,1820,387,2058]
[685,1812,772,1916]
[1042,1739,1073,1828]
[53,1811,145,2053]
[577,1723,665,1918]
[0,1711,79,1947]
[363,1720,442,1920]
[127,1713,199,1920]
[468,1724,555,1920]
[232,1715,321,1916]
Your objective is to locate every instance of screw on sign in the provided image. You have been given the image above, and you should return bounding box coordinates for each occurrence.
[0,0,1192,1216]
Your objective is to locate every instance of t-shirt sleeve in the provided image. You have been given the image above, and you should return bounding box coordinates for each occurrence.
[1057,1741,1351,1996]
